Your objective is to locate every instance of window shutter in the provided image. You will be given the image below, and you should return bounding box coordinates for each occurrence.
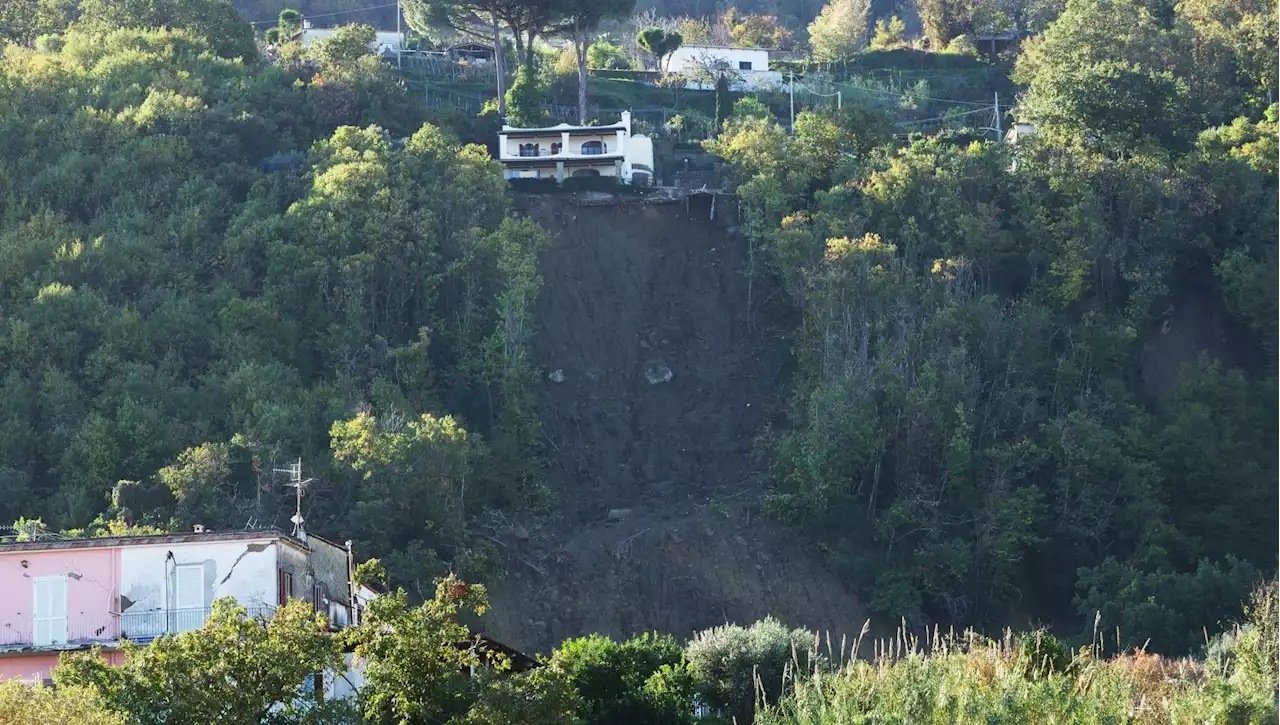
[33,577,67,646]
[277,569,294,606]
[175,565,203,610]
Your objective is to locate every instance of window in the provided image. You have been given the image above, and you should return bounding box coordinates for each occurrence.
[175,564,203,610]
[571,168,601,177]
[33,576,67,646]
[551,142,562,155]
[518,142,540,157]
[580,140,605,155]
[739,61,752,70]
[277,568,294,606]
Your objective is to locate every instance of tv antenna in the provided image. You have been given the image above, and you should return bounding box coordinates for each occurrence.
[273,459,314,539]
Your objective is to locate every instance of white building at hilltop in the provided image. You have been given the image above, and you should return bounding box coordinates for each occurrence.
[300,22,405,55]
[666,44,783,91]
[498,111,655,185]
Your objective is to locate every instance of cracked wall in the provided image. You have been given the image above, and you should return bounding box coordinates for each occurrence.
[120,537,280,627]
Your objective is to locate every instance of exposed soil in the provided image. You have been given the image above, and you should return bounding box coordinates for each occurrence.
[482,195,867,653]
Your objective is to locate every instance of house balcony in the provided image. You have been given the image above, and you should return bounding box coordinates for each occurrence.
[0,606,278,652]
[118,605,278,641]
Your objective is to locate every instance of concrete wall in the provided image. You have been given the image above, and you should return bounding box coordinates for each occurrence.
[301,28,404,53]
[0,546,121,653]
[118,536,281,637]
[684,70,785,91]
[0,649,124,683]
[307,536,352,627]
[0,532,356,683]
[625,135,655,183]
[669,45,770,73]
[325,652,366,701]
[502,162,621,179]
[501,133,621,159]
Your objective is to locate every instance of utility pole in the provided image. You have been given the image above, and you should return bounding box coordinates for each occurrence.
[837,90,842,111]
[789,70,795,133]
[994,91,1001,139]
[396,0,403,71]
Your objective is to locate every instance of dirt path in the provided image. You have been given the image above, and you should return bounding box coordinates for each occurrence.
[483,195,867,653]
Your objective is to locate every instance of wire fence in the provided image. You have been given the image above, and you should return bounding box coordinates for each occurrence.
[394,60,1003,141]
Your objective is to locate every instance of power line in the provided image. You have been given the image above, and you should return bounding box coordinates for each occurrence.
[834,80,991,107]
[793,82,840,98]
[249,2,400,25]
[893,106,993,127]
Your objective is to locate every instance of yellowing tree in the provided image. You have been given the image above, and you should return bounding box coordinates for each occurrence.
[808,0,872,61]
[721,8,792,49]
[0,680,123,725]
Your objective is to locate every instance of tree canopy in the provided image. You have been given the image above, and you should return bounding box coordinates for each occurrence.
[0,13,544,594]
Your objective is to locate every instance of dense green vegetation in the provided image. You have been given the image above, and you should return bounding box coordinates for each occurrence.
[10,578,1277,724]
[707,0,1278,656]
[0,0,1275,721]
[757,583,1280,724]
[0,6,545,596]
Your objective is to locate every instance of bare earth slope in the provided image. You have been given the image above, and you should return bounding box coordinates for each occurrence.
[483,195,866,653]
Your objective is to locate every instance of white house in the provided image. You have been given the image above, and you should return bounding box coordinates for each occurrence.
[498,111,656,185]
[300,25,405,55]
[666,44,782,91]
[1004,122,1036,144]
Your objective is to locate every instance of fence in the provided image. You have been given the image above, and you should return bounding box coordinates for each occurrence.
[0,614,120,649]
[0,605,278,649]
[118,605,277,641]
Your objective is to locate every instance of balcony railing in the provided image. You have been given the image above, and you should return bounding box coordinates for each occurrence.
[119,606,277,641]
[0,606,277,650]
[512,144,612,158]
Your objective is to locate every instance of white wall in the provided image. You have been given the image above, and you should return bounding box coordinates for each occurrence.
[668,45,770,73]
[500,132,620,159]
[625,134,655,184]
[301,28,404,53]
[119,537,282,638]
[325,652,366,701]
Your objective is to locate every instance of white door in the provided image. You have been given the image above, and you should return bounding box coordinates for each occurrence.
[33,576,68,646]
[174,565,205,632]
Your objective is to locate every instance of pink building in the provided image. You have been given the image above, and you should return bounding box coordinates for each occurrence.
[0,525,359,683]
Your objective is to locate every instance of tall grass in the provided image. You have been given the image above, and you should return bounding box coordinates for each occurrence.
[755,583,1279,725]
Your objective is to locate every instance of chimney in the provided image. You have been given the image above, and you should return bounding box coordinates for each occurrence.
[621,110,631,133]
[193,524,206,534]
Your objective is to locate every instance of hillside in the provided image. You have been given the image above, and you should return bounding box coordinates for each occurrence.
[0,0,1274,684]
[482,195,868,651]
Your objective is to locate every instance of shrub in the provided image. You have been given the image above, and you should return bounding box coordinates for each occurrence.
[686,617,818,723]
[547,632,695,725]
[587,41,630,70]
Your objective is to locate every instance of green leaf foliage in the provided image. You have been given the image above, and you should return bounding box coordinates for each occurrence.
[0,6,546,591]
[547,632,697,725]
[56,598,342,725]
[686,617,820,723]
